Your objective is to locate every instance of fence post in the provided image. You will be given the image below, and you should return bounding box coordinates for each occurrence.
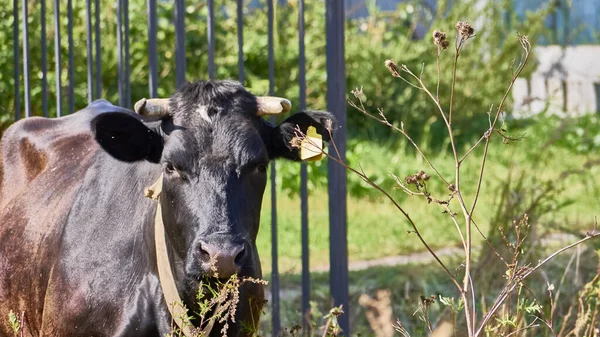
[117,0,131,108]
[298,0,311,334]
[117,0,124,105]
[41,0,48,117]
[237,0,244,84]
[53,0,62,116]
[326,0,349,335]
[147,0,158,97]
[67,0,74,114]
[86,0,94,103]
[207,0,215,80]
[12,0,20,121]
[22,0,31,118]
[94,0,102,99]
[267,1,281,336]
[124,0,131,108]
[174,0,186,88]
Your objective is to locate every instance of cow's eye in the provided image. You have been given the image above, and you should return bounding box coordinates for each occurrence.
[165,162,176,174]
[165,162,188,180]
[257,163,267,173]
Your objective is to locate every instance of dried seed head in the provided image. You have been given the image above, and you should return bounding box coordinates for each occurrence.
[405,170,430,186]
[432,30,446,46]
[351,86,364,99]
[416,170,430,181]
[209,253,219,278]
[324,119,333,131]
[241,276,269,285]
[385,59,401,77]
[432,30,448,49]
[456,21,474,39]
[405,175,418,185]
[290,136,302,149]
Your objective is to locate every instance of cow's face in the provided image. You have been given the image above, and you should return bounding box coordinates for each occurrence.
[91,80,334,281]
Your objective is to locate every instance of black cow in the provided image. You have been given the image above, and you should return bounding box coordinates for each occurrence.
[0,80,334,337]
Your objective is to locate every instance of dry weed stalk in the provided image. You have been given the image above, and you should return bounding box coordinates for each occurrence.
[293,21,600,337]
[6,310,24,337]
[320,305,345,337]
[167,269,268,337]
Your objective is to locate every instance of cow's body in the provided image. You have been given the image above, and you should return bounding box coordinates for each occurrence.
[0,80,333,337]
[0,101,171,336]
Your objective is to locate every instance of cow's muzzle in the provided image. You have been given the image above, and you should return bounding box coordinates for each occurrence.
[195,239,248,279]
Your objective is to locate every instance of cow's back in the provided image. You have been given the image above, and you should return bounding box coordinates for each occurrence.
[0,101,153,336]
[0,100,133,206]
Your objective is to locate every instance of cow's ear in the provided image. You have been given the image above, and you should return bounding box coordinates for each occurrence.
[269,110,336,161]
[91,112,163,163]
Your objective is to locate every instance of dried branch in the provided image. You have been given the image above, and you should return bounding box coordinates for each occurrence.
[295,127,464,292]
[348,96,451,187]
[341,24,593,337]
[475,230,600,336]
[470,35,532,219]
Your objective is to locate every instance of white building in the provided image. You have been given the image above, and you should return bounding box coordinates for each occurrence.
[513,45,600,117]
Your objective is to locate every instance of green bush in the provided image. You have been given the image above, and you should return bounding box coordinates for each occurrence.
[1,0,556,197]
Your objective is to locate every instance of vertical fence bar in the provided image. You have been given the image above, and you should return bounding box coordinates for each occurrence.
[207,0,215,79]
[53,0,62,117]
[13,0,20,121]
[117,0,124,106]
[236,0,244,84]
[94,0,101,99]
[22,0,31,118]
[268,1,280,336]
[174,0,186,88]
[147,0,158,98]
[41,0,48,117]
[124,0,131,108]
[298,0,310,333]
[67,0,74,114]
[325,0,349,335]
[85,0,94,103]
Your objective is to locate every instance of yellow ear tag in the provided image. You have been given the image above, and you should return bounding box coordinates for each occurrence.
[300,126,323,161]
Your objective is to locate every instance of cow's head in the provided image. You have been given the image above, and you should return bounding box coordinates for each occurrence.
[90,80,334,282]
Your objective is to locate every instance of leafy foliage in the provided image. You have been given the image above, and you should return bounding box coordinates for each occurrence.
[1,0,556,196]
[7,310,20,336]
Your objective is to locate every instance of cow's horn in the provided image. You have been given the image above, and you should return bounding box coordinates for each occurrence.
[134,98,170,117]
[256,96,292,116]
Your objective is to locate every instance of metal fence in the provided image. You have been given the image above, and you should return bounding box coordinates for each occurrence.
[10,0,349,335]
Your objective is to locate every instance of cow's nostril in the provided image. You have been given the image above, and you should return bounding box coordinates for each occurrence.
[198,244,210,260]
[234,244,246,266]
[197,240,247,278]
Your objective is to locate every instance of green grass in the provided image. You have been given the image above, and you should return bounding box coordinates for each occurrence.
[257,115,600,274]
